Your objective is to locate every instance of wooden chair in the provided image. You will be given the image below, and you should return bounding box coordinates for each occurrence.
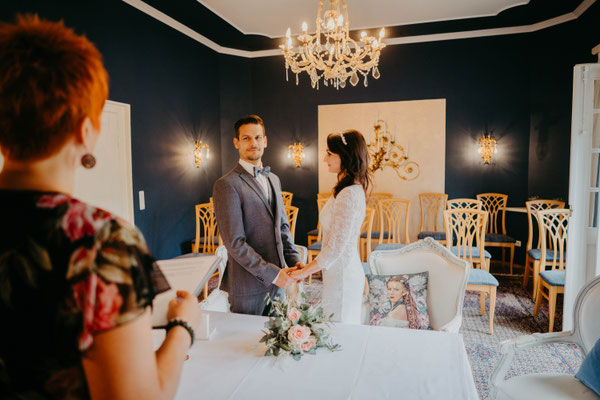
[533,208,571,332]
[307,197,329,246]
[444,208,498,334]
[281,191,293,207]
[376,198,410,247]
[365,192,393,240]
[193,203,218,254]
[476,193,517,274]
[417,192,448,243]
[447,198,482,210]
[522,199,566,298]
[317,192,331,199]
[284,205,299,241]
[359,207,376,262]
[491,275,600,399]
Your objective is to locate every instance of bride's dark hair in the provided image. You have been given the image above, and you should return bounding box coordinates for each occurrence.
[326,129,372,198]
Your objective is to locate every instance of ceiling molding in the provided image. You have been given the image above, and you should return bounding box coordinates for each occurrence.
[122,0,596,59]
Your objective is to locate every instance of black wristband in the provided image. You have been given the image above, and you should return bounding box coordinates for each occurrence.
[166,318,195,347]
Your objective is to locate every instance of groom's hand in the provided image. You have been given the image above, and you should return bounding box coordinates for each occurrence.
[274,268,298,289]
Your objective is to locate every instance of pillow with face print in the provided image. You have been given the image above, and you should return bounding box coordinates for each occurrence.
[365,272,431,330]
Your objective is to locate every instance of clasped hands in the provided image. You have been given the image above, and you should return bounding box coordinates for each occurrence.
[274,262,310,289]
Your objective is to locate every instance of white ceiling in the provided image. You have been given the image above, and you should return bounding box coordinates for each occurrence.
[197,0,530,38]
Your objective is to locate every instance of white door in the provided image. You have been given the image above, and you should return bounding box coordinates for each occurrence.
[565,63,600,330]
[73,100,134,224]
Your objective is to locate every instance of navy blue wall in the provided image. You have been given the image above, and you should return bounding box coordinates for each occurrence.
[1,1,221,259]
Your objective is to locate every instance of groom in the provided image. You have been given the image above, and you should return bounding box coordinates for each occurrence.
[213,115,301,315]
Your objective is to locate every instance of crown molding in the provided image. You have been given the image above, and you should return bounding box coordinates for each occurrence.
[122,0,596,58]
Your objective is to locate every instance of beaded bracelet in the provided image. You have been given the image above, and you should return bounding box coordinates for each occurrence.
[166,318,195,347]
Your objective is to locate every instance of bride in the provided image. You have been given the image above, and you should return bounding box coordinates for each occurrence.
[291,130,371,324]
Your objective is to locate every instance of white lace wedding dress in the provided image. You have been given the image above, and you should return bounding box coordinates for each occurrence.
[315,185,366,324]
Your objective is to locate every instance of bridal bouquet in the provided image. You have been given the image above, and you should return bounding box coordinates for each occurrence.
[259,284,340,361]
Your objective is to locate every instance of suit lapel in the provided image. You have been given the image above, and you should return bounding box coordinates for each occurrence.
[267,174,281,222]
[236,165,274,219]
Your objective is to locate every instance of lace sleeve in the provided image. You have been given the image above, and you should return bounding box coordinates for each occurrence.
[315,186,365,270]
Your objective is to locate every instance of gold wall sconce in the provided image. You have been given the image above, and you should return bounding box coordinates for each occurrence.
[478,133,497,164]
[287,142,304,167]
[194,140,210,168]
[367,118,420,180]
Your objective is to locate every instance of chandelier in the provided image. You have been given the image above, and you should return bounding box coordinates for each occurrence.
[280,0,386,90]
[287,142,305,167]
[478,133,497,164]
[368,118,419,181]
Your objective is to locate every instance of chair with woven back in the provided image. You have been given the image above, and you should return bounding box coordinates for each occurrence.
[359,207,376,262]
[447,198,482,210]
[417,192,448,243]
[193,203,218,254]
[522,199,566,298]
[284,205,299,242]
[533,208,571,332]
[376,198,410,248]
[307,197,330,246]
[476,193,517,275]
[444,208,498,334]
[363,192,393,243]
[281,191,293,207]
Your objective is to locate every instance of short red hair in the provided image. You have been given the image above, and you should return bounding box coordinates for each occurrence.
[0,14,108,161]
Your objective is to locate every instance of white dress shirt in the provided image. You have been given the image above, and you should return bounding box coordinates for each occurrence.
[238,159,283,285]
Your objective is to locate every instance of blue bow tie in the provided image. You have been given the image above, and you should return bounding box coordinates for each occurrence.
[253,166,270,177]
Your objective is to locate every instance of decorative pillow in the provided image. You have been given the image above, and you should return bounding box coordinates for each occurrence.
[365,272,430,330]
[575,338,600,396]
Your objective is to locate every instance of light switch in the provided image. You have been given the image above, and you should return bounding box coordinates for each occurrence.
[139,190,145,210]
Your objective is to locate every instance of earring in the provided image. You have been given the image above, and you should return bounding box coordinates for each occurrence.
[81,153,96,169]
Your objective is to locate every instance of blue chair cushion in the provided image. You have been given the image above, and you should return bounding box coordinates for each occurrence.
[307,228,319,236]
[373,243,406,251]
[576,338,600,396]
[467,269,499,286]
[308,241,322,251]
[539,270,565,287]
[527,249,565,261]
[451,246,492,259]
[484,233,516,243]
[417,231,446,240]
[361,262,370,274]
[360,231,390,239]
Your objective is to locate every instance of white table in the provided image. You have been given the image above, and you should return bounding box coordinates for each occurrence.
[154,311,478,400]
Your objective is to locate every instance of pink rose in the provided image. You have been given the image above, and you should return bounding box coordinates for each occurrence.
[73,272,124,350]
[38,195,111,241]
[301,337,316,352]
[287,307,300,322]
[288,324,311,344]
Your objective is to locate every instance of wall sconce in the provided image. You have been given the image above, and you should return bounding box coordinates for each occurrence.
[194,140,210,167]
[287,142,304,167]
[478,132,497,165]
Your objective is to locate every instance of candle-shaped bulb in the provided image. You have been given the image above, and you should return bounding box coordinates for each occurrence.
[302,22,307,32]
[373,39,379,47]
[379,28,385,39]
[286,27,291,38]
[360,31,367,39]
[206,148,210,158]
[337,15,344,26]
[287,37,292,47]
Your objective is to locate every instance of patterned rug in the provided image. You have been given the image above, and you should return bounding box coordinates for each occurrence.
[202,274,583,399]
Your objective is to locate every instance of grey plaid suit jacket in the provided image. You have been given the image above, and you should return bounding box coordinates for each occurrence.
[212,163,301,314]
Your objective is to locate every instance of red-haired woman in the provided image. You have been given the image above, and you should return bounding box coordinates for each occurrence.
[0,15,199,399]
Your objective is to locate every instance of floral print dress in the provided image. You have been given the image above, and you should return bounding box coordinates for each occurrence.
[0,191,169,399]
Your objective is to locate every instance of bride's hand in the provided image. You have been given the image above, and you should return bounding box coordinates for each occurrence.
[289,269,306,281]
[294,262,307,269]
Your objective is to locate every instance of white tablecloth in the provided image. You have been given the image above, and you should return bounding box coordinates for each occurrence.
[154,311,478,400]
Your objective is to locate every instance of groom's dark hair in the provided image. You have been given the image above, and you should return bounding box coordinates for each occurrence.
[234,115,265,139]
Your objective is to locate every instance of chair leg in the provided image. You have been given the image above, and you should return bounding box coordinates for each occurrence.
[480,292,486,316]
[548,286,557,333]
[532,261,541,299]
[203,282,208,299]
[522,255,530,288]
[533,281,544,316]
[509,244,514,275]
[488,286,496,335]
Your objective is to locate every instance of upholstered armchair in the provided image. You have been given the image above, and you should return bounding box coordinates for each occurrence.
[364,237,470,333]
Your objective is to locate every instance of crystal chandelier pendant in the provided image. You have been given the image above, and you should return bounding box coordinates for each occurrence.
[279,0,386,90]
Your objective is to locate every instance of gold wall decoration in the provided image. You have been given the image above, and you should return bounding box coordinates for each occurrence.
[368,119,419,180]
[288,142,304,167]
[194,140,210,168]
[478,133,497,164]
